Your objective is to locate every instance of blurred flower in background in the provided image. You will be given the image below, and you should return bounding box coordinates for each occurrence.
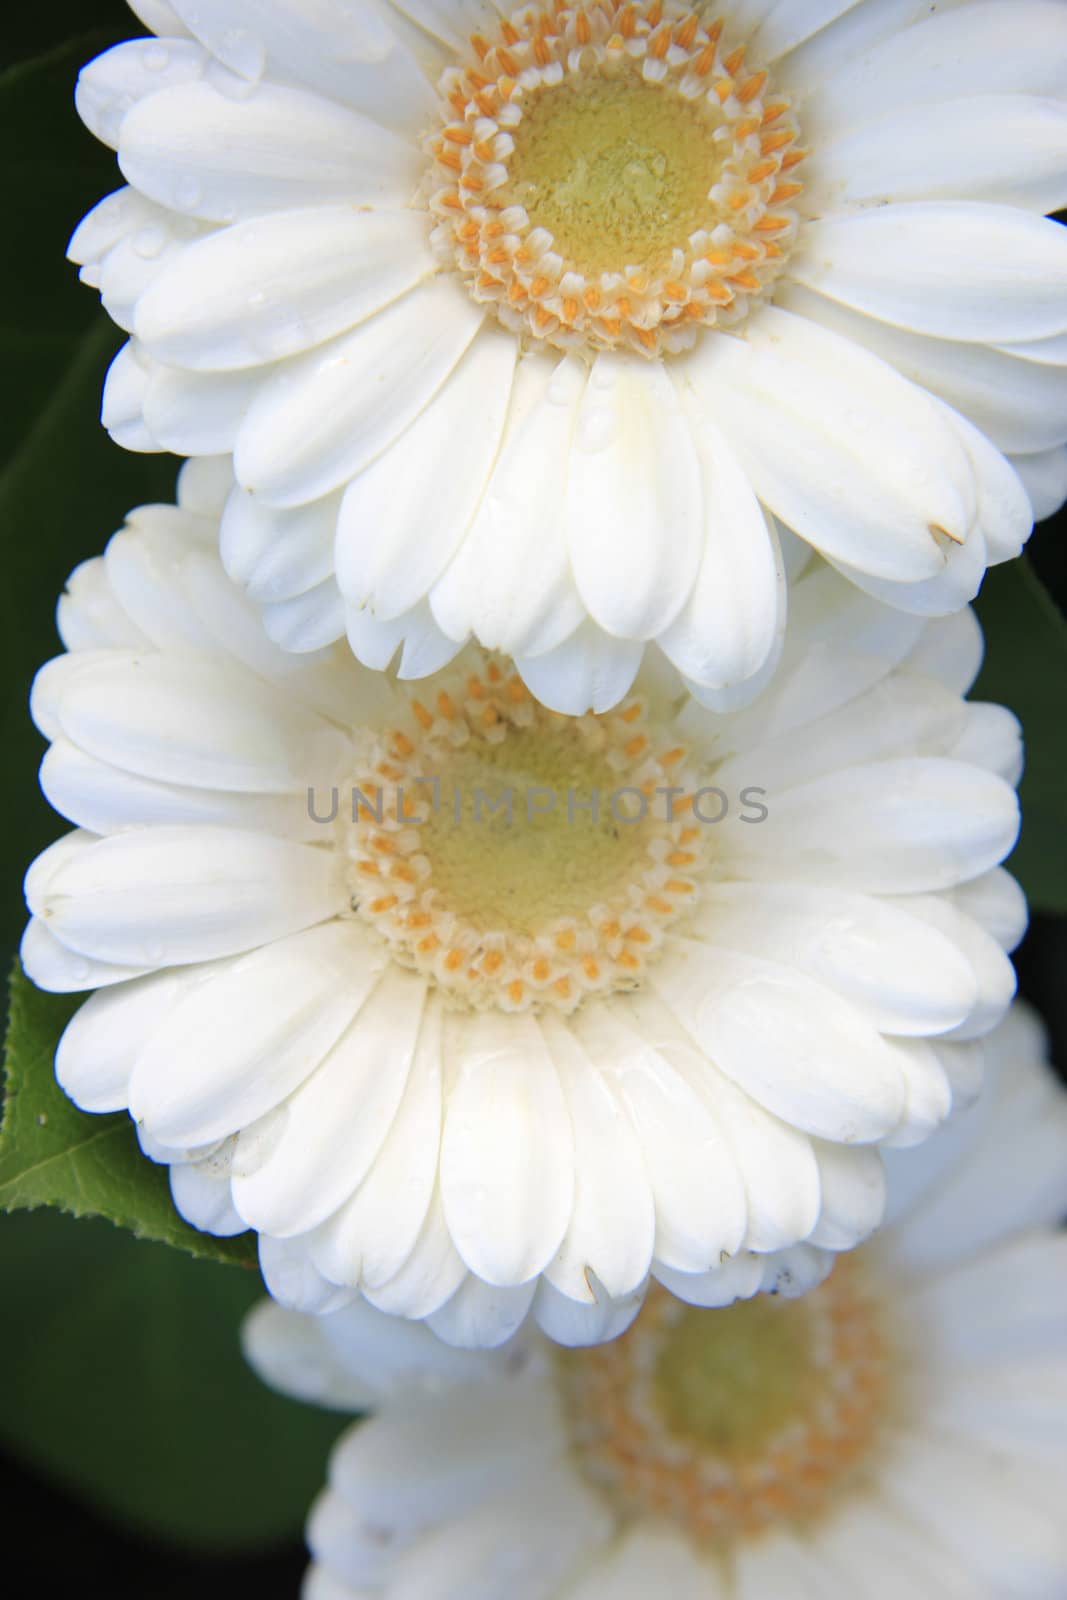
[247,1004,1067,1600]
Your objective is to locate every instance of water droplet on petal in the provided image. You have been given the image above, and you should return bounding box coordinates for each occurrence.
[174,176,203,211]
[132,224,167,259]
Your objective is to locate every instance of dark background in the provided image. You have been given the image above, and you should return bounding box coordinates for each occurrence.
[2,3,1065,1592]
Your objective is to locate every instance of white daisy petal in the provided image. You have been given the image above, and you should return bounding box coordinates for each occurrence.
[40,738,315,841]
[307,999,445,1295]
[806,1141,886,1252]
[136,206,436,371]
[564,354,703,640]
[231,967,427,1236]
[361,1185,467,1321]
[1012,445,1067,520]
[234,279,485,508]
[572,999,748,1273]
[807,94,1067,214]
[262,582,348,653]
[67,183,177,275]
[101,341,159,451]
[426,1277,538,1349]
[170,1159,247,1235]
[338,326,518,624]
[797,1507,978,1600]
[128,3,194,39]
[780,282,1067,457]
[38,825,344,968]
[96,211,208,334]
[795,203,1067,345]
[687,307,976,578]
[20,917,151,996]
[653,1250,766,1310]
[429,351,586,657]
[102,512,221,649]
[687,882,977,1037]
[166,0,438,133]
[953,867,1029,953]
[652,941,906,1143]
[567,1528,719,1600]
[899,607,984,698]
[54,967,190,1110]
[734,1530,848,1600]
[128,921,380,1145]
[54,554,151,653]
[791,2,1067,131]
[440,1010,574,1287]
[384,1472,612,1600]
[118,79,421,222]
[685,1063,821,1255]
[48,649,332,793]
[532,1277,646,1347]
[658,386,784,691]
[259,1235,356,1316]
[142,357,264,455]
[220,485,339,602]
[176,455,234,516]
[514,621,643,715]
[752,1,870,64]
[881,1428,1067,1594]
[240,1301,379,1413]
[734,758,1019,894]
[75,38,208,151]
[538,1012,656,1302]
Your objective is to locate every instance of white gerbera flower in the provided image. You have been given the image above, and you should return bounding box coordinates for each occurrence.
[247,1003,1067,1600]
[69,0,1066,709]
[24,472,1024,1344]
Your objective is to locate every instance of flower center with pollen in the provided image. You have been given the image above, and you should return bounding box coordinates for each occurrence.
[341,657,711,1013]
[557,1270,890,1541]
[428,1,804,355]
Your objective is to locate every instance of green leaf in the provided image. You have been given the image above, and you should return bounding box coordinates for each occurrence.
[0,1206,344,1550]
[975,558,1067,915]
[1,963,256,1267]
[0,966,345,1549]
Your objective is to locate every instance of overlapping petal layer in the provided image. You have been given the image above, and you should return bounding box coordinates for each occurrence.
[24,478,1024,1344]
[68,0,1067,709]
[246,1006,1067,1599]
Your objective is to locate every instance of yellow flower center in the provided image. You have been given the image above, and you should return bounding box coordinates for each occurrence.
[428,1,804,356]
[341,657,712,1013]
[558,1269,889,1541]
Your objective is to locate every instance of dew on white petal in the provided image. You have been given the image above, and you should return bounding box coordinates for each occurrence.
[140,43,171,72]
[174,176,203,211]
[132,225,168,260]
[547,366,581,406]
[578,403,616,452]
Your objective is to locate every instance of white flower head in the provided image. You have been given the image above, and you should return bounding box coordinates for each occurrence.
[246,1004,1067,1599]
[70,0,1067,710]
[25,471,1024,1344]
